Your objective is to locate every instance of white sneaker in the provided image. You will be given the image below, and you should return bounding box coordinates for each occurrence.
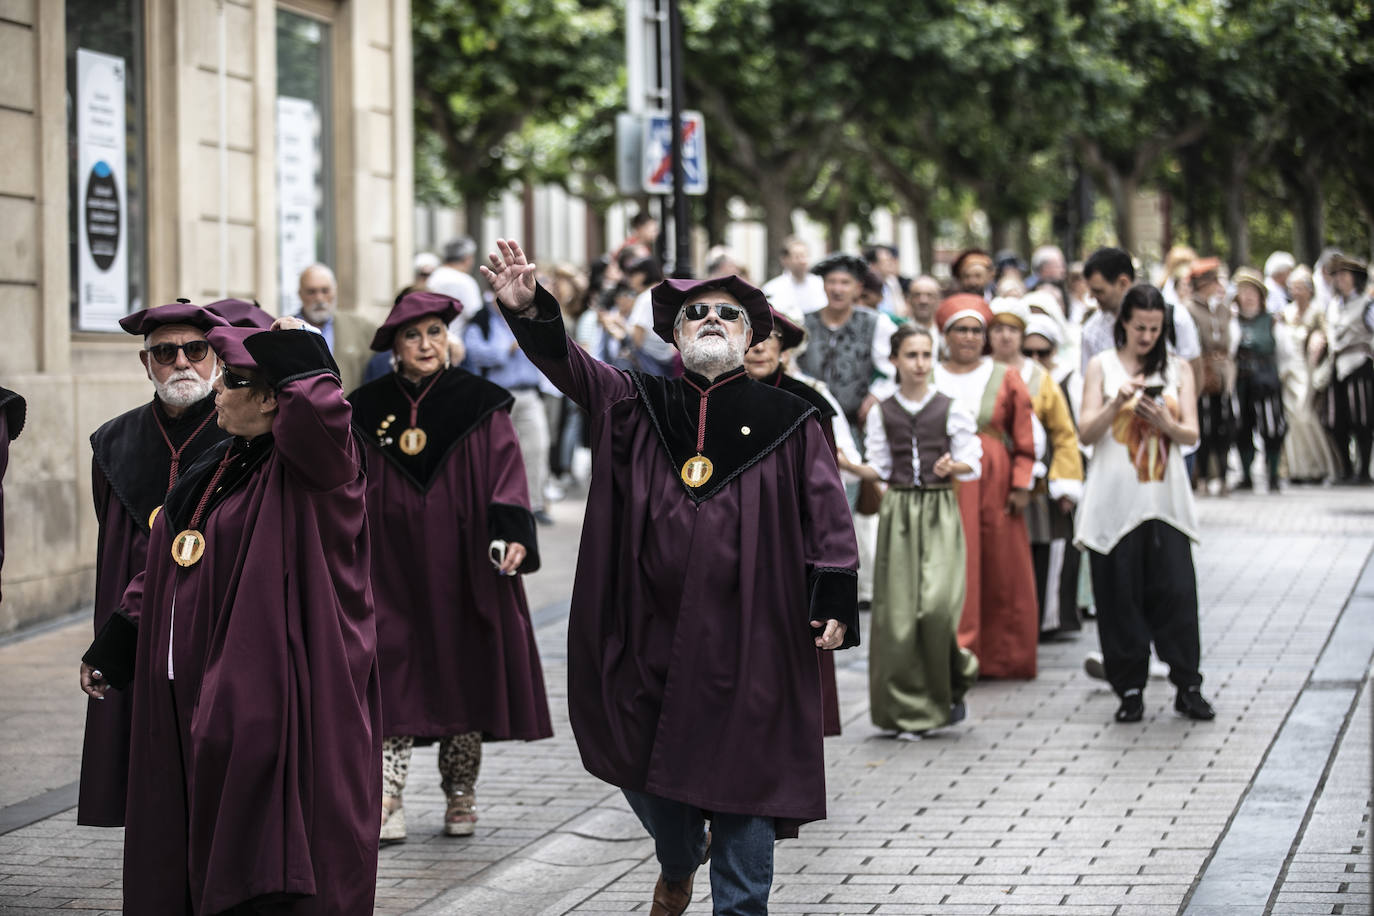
[544,481,566,503]
[895,730,924,741]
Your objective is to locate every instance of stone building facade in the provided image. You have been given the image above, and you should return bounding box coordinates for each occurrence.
[0,0,413,631]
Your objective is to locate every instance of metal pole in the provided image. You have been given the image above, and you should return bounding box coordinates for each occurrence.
[667,0,691,278]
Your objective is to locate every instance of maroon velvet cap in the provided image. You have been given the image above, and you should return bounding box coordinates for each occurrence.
[119,301,229,336]
[206,298,275,330]
[650,275,773,348]
[371,291,461,351]
[205,326,263,371]
[771,307,806,351]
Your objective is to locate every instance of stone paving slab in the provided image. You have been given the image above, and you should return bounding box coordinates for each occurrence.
[0,488,1370,914]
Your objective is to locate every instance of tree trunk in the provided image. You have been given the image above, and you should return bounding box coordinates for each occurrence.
[913,205,935,277]
[1104,171,1136,255]
[1016,219,1033,265]
[1289,165,1324,265]
[1223,151,1251,269]
[757,171,794,278]
[464,193,487,245]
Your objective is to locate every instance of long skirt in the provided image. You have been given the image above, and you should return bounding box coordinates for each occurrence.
[1282,364,1336,481]
[869,487,979,733]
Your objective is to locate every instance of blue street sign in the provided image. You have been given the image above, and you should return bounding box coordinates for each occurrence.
[642,110,708,196]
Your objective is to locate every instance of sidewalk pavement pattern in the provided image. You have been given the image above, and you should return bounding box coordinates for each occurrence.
[0,486,1370,915]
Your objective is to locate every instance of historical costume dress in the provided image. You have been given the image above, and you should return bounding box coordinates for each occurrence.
[1075,350,1204,701]
[84,327,381,915]
[1232,274,1289,490]
[500,276,859,836]
[864,388,982,733]
[933,298,1039,679]
[1021,359,1085,635]
[1321,261,1374,482]
[1280,303,1337,482]
[1184,274,1238,487]
[347,291,552,840]
[79,303,234,828]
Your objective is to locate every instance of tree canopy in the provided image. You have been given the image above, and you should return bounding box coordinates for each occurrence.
[413,0,1374,273]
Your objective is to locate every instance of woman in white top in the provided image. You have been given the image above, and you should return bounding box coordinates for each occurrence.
[855,326,982,737]
[1076,284,1214,724]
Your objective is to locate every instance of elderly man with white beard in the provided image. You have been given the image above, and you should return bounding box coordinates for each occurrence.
[483,240,859,916]
[78,301,234,829]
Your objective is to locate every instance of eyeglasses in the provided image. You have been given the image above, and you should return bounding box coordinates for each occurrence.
[217,362,256,389]
[681,302,745,322]
[146,340,211,365]
[947,325,984,337]
[1022,347,1053,358]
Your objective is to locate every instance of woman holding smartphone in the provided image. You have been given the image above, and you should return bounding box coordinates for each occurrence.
[348,290,553,843]
[1075,285,1215,723]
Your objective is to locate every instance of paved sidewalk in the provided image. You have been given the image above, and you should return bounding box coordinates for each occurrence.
[0,486,1370,915]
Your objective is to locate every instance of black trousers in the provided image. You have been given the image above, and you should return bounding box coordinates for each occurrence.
[1088,520,1202,696]
[1194,393,1234,482]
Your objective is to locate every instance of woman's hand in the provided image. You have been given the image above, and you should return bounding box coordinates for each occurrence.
[933,452,954,479]
[499,542,527,576]
[1114,377,1143,404]
[1133,394,1173,433]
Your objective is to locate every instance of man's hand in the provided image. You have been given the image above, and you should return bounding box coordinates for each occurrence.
[1005,487,1030,515]
[811,618,848,650]
[271,316,308,332]
[80,662,109,700]
[479,239,538,313]
[1057,495,1076,515]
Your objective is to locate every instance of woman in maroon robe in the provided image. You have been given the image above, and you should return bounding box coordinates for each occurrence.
[81,320,380,915]
[347,291,552,844]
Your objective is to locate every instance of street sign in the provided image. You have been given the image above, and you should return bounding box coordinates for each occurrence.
[641,110,707,196]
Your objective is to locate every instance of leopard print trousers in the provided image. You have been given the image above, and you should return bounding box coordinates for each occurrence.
[381,732,482,801]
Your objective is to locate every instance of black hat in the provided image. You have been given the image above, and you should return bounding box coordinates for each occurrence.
[810,254,870,281]
[650,275,773,348]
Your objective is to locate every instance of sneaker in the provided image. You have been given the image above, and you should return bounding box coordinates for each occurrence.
[1174,687,1216,721]
[948,700,968,725]
[895,730,924,741]
[544,481,566,503]
[533,509,555,526]
[1083,653,1106,681]
[1115,689,1144,723]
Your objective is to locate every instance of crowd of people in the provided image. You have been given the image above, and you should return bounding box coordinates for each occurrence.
[52,218,1373,914]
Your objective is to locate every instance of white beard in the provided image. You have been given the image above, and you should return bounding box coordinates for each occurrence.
[155,369,214,409]
[680,326,746,379]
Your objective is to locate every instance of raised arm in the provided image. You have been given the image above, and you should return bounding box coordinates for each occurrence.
[481,239,636,412]
[245,326,360,492]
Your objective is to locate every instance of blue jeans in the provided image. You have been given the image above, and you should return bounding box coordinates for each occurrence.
[622,789,775,916]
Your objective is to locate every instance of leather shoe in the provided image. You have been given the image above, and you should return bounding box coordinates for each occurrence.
[1115,690,1144,723]
[650,871,695,916]
[1175,687,1216,720]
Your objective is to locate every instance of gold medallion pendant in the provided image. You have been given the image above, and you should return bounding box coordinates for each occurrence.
[681,454,714,488]
[148,505,162,529]
[171,529,206,568]
[398,427,428,455]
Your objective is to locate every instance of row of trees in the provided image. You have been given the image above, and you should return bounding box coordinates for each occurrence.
[413,0,1374,274]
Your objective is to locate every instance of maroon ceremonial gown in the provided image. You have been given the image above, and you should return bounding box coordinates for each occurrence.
[0,387,24,605]
[348,369,553,741]
[80,394,227,826]
[115,347,380,915]
[504,287,859,836]
[953,361,1039,678]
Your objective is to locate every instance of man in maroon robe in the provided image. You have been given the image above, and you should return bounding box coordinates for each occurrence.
[0,387,25,604]
[81,319,381,915]
[483,240,859,916]
[80,301,232,827]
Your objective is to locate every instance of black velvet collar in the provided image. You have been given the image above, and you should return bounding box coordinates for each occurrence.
[90,395,230,532]
[0,387,25,440]
[766,369,838,420]
[632,365,817,502]
[162,433,275,533]
[347,367,514,490]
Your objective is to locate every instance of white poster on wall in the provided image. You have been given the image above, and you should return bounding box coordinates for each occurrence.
[277,95,319,316]
[76,48,129,331]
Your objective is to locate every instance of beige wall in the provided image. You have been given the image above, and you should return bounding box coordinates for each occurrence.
[0,0,413,633]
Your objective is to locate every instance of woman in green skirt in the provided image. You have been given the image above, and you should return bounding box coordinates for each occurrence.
[857,326,982,739]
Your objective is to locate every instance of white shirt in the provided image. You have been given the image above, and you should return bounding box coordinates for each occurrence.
[863,389,981,485]
[761,272,826,321]
[628,290,679,363]
[1266,277,1289,315]
[427,265,483,336]
[933,358,996,419]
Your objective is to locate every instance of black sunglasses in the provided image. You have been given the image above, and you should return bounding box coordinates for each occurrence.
[1022,347,1053,358]
[218,362,256,389]
[146,340,211,365]
[682,302,745,322]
